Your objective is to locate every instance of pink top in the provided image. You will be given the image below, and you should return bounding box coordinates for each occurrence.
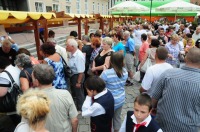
[139,41,149,62]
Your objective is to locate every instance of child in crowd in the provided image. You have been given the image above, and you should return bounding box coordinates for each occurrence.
[119,94,162,132]
[185,38,194,53]
[82,76,114,132]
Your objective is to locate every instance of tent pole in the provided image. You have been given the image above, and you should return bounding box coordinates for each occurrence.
[150,0,153,23]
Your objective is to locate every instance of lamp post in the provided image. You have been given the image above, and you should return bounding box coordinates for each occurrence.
[150,0,153,23]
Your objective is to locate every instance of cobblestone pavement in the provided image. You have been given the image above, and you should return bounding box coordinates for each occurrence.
[77,81,140,132]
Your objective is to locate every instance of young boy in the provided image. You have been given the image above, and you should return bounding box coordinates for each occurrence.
[82,76,114,132]
[119,94,162,132]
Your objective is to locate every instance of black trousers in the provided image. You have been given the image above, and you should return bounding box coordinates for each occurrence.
[70,74,85,111]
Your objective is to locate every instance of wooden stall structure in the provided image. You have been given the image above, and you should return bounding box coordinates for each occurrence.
[0,10,56,59]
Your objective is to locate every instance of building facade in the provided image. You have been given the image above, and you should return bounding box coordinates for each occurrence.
[0,0,109,15]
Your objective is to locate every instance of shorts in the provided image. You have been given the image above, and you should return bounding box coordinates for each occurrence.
[125,53,134,72]
[113,106,123,130]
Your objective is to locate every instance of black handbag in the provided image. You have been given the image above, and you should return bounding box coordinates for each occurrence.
[0,71,22,112]
[58,53,72,78]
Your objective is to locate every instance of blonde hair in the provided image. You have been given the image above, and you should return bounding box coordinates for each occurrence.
[171,34,179,40]
[17,89,50,125]
[102,37,113,46]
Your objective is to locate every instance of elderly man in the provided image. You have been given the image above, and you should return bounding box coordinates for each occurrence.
[192,26,200,42]
[124,30,135,86]
[66,38,85,113]
[140,47,173,97]
[152,48,200,132]
[0,39,17,66]
[32,64,78,132]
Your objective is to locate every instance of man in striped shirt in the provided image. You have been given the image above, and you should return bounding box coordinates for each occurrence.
[152,48,200,132]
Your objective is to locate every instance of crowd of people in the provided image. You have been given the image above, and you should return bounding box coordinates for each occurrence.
[0,20,200,132]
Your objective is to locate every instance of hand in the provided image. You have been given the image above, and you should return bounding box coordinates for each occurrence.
[86,89,94,97]
[91,67,96,72]
[168,54,173,58]
[75,83,81,88]
[151,108,157,116]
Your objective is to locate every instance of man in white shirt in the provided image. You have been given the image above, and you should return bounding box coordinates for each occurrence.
[66,38,85,112]
[192,26,200,42]
[140,47,173,97]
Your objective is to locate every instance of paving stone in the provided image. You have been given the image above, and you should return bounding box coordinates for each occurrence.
[78,125,90,132]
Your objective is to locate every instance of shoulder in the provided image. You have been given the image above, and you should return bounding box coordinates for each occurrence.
[14,122,30,132]
[149,119,161,130]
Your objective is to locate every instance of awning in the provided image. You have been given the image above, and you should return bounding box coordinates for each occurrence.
[0,10,56,24]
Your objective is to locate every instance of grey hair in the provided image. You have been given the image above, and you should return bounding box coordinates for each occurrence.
[185,48,200,65]
[15,53,32,68]
[147,31,153,36]
[123,30,130,37]
[33,64,55,85]
[2,39,11,47]
[102,37,113,46]
[67,38,78,48]
[82,35,90,42]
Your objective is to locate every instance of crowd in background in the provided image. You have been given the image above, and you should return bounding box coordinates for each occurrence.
[0,19,200,132]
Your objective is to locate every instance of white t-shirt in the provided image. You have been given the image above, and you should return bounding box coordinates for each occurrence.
[141,63,173,97]
[0,65,20,88]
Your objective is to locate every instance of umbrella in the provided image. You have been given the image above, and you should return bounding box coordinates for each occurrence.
[155,0,200,12]
[155,0,200,21]
[109,1,149,12]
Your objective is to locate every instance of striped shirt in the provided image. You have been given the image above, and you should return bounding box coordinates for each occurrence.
[152,66,200,132]
[100,68,128,110]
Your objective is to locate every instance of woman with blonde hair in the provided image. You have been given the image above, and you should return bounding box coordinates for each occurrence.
[15,89,50,132]
[92,37,113,76]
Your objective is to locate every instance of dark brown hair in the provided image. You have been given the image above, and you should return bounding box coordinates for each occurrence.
[40,42,56,55]
[134,93,152,111]
[110,52,124,78]
[84,76,105,93]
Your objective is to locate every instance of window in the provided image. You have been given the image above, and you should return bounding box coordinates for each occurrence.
[53,4,59,12]
[35,2,44,12]
[105,5,107,15]
[92,2,95,13]
[85,0,88,14]
[76,0,80,14]
[66,6,71,13]
[102,4,104,14]
[46,6,52,12]
[97,3,99,13]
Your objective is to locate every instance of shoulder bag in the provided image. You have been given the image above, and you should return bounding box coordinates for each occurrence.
[140,50,153,72]
[0,71,22,112]
[58,53,72,78]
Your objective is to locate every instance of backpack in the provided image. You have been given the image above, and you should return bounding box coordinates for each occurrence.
[0,71,22,112]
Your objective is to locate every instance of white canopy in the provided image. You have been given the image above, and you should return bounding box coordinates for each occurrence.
[156,0,200,12]
[109,1,149,12]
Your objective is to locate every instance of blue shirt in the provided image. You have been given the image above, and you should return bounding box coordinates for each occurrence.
[126,37,135,52]
[45,57,67,89]
[112,42,126,56]
[100,68,128,110]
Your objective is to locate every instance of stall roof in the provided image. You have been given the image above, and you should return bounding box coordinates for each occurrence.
[0,10,56,24]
